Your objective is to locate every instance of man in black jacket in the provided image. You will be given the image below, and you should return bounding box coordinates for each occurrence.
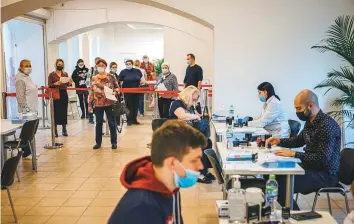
[71,59,89,119]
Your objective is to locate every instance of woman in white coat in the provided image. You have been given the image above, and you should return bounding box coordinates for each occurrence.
[248,82,290,138]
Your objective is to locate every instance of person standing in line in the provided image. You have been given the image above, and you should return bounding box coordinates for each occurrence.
[72,59,90,119]
[155,62,178,119]
[109,62,119,82]
[88,59,119,150]
[135,59,146,116]
[87,57,101,124]
[183,53,203,90]
[15,59,38,159]
[48,59,73,137]
[140,55,156,81]
[119,60,143,126]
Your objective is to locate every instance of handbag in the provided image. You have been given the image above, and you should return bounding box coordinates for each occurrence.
[113,94,130,116]
[45,88,60,100]
[192,106,211,138]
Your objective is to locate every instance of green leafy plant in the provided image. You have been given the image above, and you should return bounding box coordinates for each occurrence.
[153,58,164,76]
[312,15,354,132]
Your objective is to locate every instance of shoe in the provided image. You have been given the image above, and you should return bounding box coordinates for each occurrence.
[23,155,39,160]
[89,120,95,124]
[62,125,68,137]
[81,114,85,119]
[205,173,216,181]
[112,144,117,149]
[93,144,101,150]
[127,123,133,126]
[133,121,141,125]
[197,176,212,184]
[140,114,144,117]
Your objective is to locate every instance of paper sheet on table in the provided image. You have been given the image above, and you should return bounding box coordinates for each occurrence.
[104,86,117,101]
[260,153,301,163]
[223,163,252,170]
[60,77,70,83]
[156,83,167,91]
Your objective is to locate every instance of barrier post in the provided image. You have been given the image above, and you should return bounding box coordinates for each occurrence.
[39,86,50,129]
[153,92,159,119]
[2,92,7,119]
[202,88,208,112]
[44,92,63,149]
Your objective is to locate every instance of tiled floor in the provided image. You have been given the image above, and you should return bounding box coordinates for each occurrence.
[1,117,353,223]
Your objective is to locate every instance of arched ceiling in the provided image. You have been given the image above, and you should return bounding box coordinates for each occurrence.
[1,0,213,29]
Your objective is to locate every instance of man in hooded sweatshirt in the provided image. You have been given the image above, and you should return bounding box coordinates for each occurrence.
[108,120,207,224]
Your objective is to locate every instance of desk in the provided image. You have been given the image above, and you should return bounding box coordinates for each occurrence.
[219,211,337,224]
[212,122,305,209]
[213,122,270,136]
[1,120,23,168]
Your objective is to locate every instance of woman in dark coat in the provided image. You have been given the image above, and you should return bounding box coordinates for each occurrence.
[72,59,89,119]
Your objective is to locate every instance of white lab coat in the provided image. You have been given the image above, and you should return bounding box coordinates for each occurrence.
[15,72,38,113]
[248,96,290,138]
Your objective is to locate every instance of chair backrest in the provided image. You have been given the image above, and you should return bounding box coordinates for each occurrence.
[204,149,224,185]
[339,148,354,185]
[288,119,301,138]
[19,119,39,143]
[1,151,24,187]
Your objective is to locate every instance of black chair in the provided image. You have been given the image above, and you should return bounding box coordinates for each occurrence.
[152,118,169,131]
[4,119,39,173]
[1,151,24,223]
[296,148,354,215]
[288,120,301,138]
[204,149,266,199]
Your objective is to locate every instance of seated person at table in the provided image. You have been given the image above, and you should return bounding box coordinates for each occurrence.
[248,82,290,138]
[108,120,207,224]
[169,86,215,184]
[267,90,341,210]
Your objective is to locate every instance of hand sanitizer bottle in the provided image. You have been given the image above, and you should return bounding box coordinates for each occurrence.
[228,175,246,223]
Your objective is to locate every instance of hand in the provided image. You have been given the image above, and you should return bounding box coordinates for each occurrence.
[54,81,62,86]
[68,79,73,84]
[266,137,280,146]
[88,107,93,113]
[154,85,157,89]
[274,149,296,157]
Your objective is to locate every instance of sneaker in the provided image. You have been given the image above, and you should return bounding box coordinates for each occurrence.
[81,115,85,119]
[89,120,95,124]
[127,123,133,126]
[140,114,144,117]
[93,144,101,150]
[23,155,39,160]
[112,144,117,149]
[133,121,141,125]
[205,173,216,181]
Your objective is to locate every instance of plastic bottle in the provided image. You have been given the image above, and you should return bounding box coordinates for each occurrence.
[229,105,235,120]
[228,175,246,223]
[266,174,278,216]
[226,124,234,149]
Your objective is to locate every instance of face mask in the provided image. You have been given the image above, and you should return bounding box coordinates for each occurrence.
[187,60,191,66]
[56,66,64,71]
[24,68,32,75]
[296,107,312,121]
[162,68,169,74]
[111,69,117,73]
[173,160,200,188]
[97,67,105,73]
[126,65,133,70]
[79,64,84,69]
[143,59,148,63]
[258,95,266,102]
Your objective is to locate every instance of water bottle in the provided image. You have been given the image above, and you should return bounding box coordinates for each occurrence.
[229,105,235,120]
[266,174,278,215]
[228,175,246,223]
[226,125,234,149]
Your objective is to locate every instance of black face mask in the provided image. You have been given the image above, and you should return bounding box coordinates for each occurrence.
[296,107,312,121]
[56,66,64,71]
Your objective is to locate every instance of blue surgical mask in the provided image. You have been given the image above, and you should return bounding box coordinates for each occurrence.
[111,69,117,73]
[126,65,133,70]
[174,161,200,188]
[187,60,191,66]
[258,95,266,102]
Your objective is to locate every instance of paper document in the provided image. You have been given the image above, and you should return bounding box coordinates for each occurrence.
[104,86,117,101]
[60,77,70,83]
[156,83,167,91]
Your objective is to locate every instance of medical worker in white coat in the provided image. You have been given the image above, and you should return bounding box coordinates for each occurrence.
[248,82,290,138]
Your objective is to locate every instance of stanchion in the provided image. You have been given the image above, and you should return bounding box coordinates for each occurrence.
[202,88,208,111]
[39,86,50,129]
[153,92,159,119]
[44,92,63,149]
[2,92,8,119]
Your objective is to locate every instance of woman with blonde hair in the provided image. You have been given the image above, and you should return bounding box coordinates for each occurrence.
[169,85,215,184]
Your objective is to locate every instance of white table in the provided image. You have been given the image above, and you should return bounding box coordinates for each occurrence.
[219,211,337,223]
[212,122,305,209]
[213,122,270,136]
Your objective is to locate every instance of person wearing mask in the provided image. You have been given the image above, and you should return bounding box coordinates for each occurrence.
[248,82,290,138]
[119,60,143,126]
[15,59,38,159]
[72,59,90,119]
[108,120,207,224]
[155,62,178,119]
[88,59,119,150]
[169,86,215,184]
[183,53,203,90]
[266,90,341,210]
[48,59,72,137]
[109,62,119,82]
[140,55,156,81]
[87,57,101,124]
[135,60,146,117]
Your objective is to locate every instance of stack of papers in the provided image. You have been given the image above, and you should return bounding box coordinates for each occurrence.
[60,77,70,83]
[104,86,117,101]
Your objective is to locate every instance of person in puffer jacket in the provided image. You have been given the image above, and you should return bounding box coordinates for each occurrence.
[108,120,207,224]
[344,181,354,224]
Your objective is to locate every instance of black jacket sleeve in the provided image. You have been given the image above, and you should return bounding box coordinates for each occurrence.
[108,205,165,224]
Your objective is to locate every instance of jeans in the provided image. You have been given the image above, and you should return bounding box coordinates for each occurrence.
[94,106,117,145]
[138,94,144,115]
[125,93,139,124]
[77,92,89,116]
[158,98,172,119]
[267,170,338,210]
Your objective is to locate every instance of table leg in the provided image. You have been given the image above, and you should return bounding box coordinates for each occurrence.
[223,174,229,200]
[285,175,295,209]
[1,135,5,169]
[31,137,37,171]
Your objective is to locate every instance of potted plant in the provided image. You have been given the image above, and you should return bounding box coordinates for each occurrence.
[153,58,164,76]
[312,15,354,145]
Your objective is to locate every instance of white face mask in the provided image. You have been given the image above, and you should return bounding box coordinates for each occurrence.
[162,68,169,74]
[24,68,32,75]
[97,67,105,73]
[79,64,84,68]
[126,65,133,70]
[143,59,149,63]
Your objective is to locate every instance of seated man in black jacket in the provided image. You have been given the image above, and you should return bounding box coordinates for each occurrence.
[267,90,341,210]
